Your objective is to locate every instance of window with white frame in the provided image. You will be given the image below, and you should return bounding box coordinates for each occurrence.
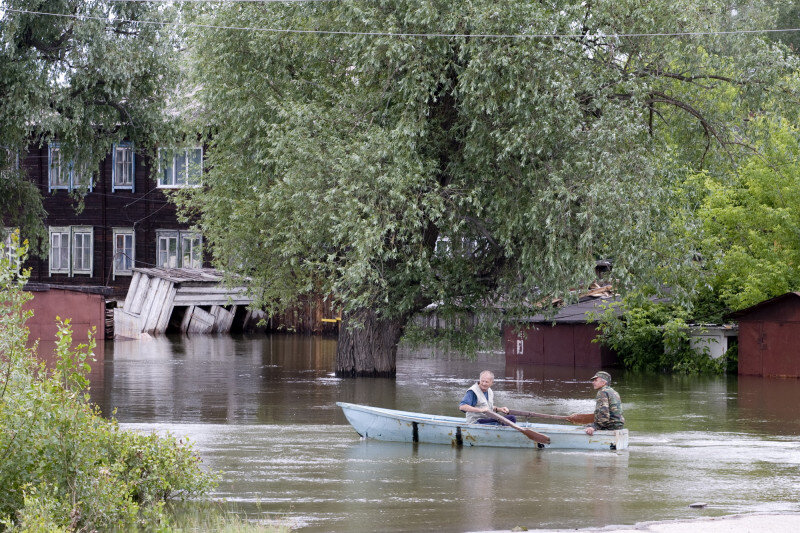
[72,227,93,275]
[49,227,71,274]
[157,230,202,268]
[1,228,20,269]
[157,147,202,188]
[113,228,135,277]
[112,143,135,191]
[48,226,93,276]
[48,143,91,192]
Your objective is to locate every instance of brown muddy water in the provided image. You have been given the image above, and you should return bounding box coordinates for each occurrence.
[85,334,800,532]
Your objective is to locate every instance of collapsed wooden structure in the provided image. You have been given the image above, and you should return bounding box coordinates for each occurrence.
[114,267,264,338]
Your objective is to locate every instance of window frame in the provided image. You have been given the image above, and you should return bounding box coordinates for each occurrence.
[112,228,135,278]
[156,230,202,268]
[48,143,92,192]
[112,142,135,192]
[48,226,71,275]
[71,226,93,276]
[48,226,94,276]
[157,147,203,189]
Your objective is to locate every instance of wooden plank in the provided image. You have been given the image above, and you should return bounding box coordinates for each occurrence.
[140,278,165,333]
[123,271,141,311]
[174,285,249,295]
[155,285,178,333]
[211,305,235,333]
[223,305,237,331]
[181,305,195,333]
[187,306,214,334]
[129,274,151,315]
[173,294,252,306]
[144,279,172,333]
[113,308,142,339]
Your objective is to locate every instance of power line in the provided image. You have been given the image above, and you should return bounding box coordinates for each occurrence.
[107,0,337,2]
[6,7,800,40]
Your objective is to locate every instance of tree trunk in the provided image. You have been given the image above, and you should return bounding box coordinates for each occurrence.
[336,309,407,377]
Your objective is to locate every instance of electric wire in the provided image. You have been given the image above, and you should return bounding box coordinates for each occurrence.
[5,7,800,40]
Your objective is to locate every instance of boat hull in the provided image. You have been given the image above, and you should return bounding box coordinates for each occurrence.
[337,402,628,451]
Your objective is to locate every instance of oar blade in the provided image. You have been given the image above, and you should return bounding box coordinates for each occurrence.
[566,413,595,425]
[522,428,551,445]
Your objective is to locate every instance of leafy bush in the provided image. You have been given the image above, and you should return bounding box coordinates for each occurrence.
[595,294,732,374]
[0,241,217,531]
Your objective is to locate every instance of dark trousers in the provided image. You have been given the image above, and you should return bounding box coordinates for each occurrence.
[476,415,517,425]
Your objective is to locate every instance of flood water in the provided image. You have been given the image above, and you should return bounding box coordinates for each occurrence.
[87,334,800,532]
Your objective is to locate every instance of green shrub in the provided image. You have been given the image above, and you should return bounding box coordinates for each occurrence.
[595,294,731,374]
[0,241,217,532]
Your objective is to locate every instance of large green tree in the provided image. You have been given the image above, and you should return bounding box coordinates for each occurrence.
[694,118,800,310]
[182,0,797,376]
[0,1,181,251]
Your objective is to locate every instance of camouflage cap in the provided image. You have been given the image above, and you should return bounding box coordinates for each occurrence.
[590,371,611,383]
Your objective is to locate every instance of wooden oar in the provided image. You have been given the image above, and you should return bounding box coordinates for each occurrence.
[483,410,551,445]
[506,409,595,425]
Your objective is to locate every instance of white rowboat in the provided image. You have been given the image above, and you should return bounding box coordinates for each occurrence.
[337,402,628,451]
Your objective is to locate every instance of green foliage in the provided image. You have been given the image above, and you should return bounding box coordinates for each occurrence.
[0,1,181,254]
[180,0,799,340]
[693,118,800,310]
[595,294,732,374]
[0,243,217,531]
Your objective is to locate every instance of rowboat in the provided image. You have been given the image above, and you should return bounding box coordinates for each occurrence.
[337,402,628,451]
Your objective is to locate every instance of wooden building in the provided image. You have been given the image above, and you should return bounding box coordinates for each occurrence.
[11,142,205,300]
[726,292,800,378]
[504,291,620,368]
[7,142,339,336]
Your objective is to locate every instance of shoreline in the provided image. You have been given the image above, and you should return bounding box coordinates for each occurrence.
[482,512,800,532]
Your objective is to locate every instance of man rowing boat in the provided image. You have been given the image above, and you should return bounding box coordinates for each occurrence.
[459,370,516,425]
[584,371,625,435]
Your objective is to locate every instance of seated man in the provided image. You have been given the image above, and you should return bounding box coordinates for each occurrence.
[459,370,516,424]
[584,371,625,435]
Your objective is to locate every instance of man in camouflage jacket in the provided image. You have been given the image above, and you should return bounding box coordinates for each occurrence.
[584,371,625,435]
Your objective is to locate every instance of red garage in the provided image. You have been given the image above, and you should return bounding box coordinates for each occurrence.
[504,296,619,368]
[726,292,800,378]
[23,283,108,377]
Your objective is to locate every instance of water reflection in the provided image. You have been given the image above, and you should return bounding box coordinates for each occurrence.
[87,335,800,532]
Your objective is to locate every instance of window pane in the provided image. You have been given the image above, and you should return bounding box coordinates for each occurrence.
[159,151,174,186]
[114,234,124,271]
[123,234,133,270]
[158,238,167,266]
[73,234,84,270]
[168,237,178,267]
[59,234,69,269]
[72,165,84,188]
[175,153,186,186]
[187,148,202,185]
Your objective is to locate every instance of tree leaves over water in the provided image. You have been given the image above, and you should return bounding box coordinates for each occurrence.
[181,0,799,334]
[0,1,181,252]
